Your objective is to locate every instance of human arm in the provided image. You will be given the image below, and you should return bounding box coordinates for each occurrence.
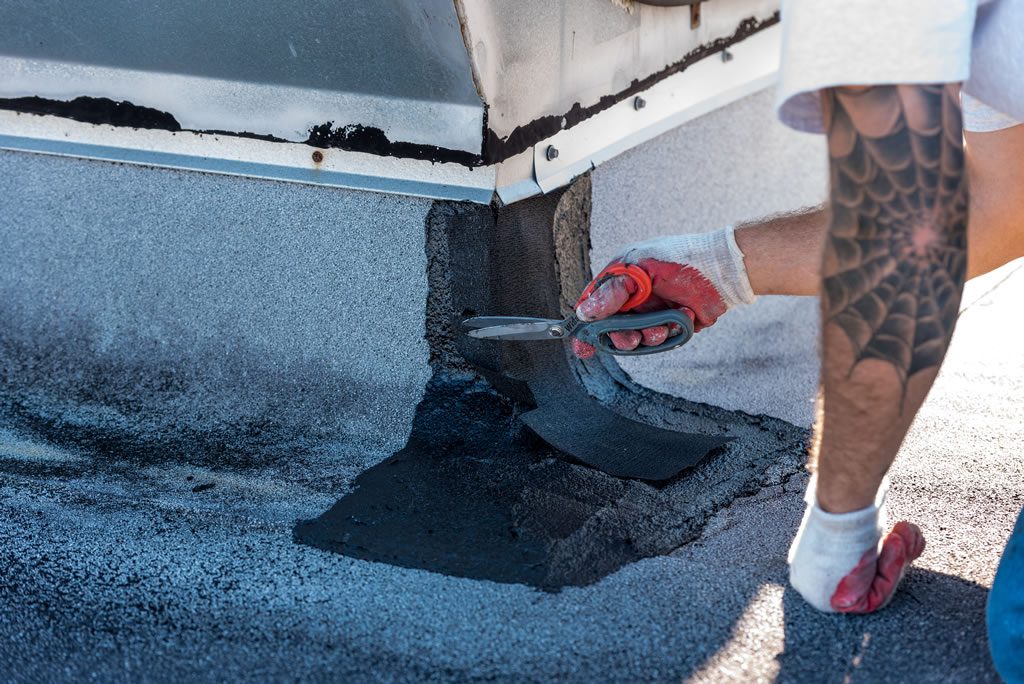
[812,83,967,510]
[788,83,967,613]
[574,114,1024,359]
[567,213,826,358]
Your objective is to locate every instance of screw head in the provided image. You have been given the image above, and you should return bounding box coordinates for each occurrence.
[311,150,324,163]
[548,325,565,338]
[634,96,647,110]
[545,145,559,161]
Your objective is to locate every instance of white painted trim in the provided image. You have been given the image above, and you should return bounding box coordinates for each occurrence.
[532,24,781,194]
[0,111,496,204]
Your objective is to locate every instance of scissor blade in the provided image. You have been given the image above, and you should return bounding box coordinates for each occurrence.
[462,316,553,330]
[464,318,561,341]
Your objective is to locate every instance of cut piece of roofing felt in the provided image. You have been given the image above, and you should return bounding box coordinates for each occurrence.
[445,175,729,481]
[520,398,727,481]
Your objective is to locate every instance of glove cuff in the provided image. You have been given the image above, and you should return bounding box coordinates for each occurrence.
[801,473,890,538]
[720,226,758,308]
[621,227,756,308]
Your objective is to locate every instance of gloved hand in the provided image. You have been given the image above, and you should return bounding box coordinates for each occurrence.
[572,226,755,359]
[788,475,926,613]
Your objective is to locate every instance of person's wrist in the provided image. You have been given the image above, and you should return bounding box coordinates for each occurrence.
[718,226,756,307]
[817,488,874,514]
[814,470,889,514]
[801,473,887,539]
[733,225,768,295]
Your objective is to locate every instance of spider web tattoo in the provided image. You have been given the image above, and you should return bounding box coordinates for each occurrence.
[822,84,968,391]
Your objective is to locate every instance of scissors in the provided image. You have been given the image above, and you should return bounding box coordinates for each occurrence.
[462,263,694,356]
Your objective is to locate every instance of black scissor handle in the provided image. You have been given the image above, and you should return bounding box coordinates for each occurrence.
[575,309,694,356]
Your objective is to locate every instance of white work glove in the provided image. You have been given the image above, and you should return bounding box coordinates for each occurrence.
[572,226,756,358]
[788,475,925,613]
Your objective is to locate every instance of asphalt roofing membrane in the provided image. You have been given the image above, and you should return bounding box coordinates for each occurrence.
[1,146,1021,680]
[295,377,673,590]
[1,284,1017,681]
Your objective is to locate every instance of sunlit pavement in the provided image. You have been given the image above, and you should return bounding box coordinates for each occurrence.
[1,263,1020,683]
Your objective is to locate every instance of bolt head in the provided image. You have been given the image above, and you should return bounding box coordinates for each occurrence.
[634,96,647,110]
[548,325,564,338]
[546,145,560,161]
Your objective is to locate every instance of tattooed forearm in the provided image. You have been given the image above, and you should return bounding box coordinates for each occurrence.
[821,84,968,390]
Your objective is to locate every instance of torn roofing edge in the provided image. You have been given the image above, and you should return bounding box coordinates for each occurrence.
[0,96,481,167]
[0,110,496,204]
[0,12,777,171]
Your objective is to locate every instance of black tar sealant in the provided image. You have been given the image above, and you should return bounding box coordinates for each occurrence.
[294,377,650,590]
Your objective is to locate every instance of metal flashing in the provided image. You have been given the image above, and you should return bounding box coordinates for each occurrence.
[495,178,545,206]
[0,111,496,204]
[532,23,781,193]
[0,0,483,153]
[0,14,774,201]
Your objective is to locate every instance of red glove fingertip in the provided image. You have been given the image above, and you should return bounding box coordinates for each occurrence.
[608,329,642,351]
[830,547,878,612]
[575,275,631,322]
[831,522,926,614]
[641,326,669,346]
[890,521,926,560]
